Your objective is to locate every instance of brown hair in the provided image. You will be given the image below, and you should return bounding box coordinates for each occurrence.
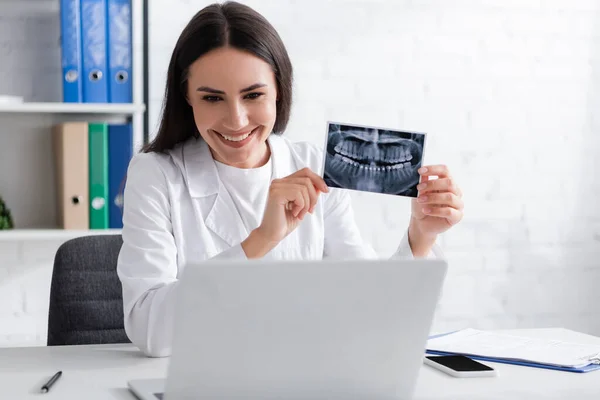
[144,1,293,153]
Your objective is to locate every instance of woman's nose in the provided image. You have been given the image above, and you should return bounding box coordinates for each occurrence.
[223,101,249,131]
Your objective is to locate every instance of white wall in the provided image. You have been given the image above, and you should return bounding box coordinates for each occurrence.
[1,0,600,347]
[0,240,59,347]
[147,0,600,335]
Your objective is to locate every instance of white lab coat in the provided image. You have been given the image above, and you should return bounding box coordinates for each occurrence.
[117,134,443,357]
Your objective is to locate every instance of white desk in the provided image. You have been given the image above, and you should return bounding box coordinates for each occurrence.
[1,328,598,399]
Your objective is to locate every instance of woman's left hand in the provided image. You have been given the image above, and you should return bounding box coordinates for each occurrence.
[411,164,464,238]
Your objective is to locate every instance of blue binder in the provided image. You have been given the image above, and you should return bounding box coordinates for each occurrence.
[427,332,600,373]
[59,0,83,102]
[107,0,133,103]
[108,123,133,228]
[81,0,108,102]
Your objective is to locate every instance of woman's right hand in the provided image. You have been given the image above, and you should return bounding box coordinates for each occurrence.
[242,167,329,258]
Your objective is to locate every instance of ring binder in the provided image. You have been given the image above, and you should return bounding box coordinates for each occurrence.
[107,0,133,103]
[81,0,109,102]
[107,123,133,228]
[59,0,83,102]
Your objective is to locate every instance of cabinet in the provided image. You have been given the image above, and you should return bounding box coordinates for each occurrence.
[0,0,147,241]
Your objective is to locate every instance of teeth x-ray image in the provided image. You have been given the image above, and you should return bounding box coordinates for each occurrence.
[322,122,426,198]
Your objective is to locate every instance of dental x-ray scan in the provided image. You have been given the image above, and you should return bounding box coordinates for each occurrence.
[322,122,426,198]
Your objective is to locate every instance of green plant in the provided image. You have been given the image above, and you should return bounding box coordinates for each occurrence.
[0,195,14,230]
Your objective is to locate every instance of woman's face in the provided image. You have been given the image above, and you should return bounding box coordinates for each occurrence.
[186,47,278,168]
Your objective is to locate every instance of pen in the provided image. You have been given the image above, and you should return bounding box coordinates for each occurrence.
[40,371,62,393]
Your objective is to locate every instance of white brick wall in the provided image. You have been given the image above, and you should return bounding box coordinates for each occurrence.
[1,0,600,347]
[0,240,60,347]
[147,0,600,337]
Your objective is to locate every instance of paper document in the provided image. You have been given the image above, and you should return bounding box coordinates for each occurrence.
[427,328,600,368]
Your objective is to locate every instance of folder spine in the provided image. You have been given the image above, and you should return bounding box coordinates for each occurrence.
[89,123,109,229]
[59,0,83,102]
[108,123,133,228]
[53,123,89,229]
[107,0,133,103]
[81,0,108,103]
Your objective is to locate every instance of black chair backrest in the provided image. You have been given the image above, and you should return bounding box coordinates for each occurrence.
[47,234,130,346]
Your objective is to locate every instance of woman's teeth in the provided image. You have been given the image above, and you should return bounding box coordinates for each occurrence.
[218,130,253,142]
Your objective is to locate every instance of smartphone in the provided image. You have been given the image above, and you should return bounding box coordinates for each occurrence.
[424,355,497,378]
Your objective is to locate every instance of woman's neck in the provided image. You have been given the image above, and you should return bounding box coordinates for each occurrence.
[250,141,271,168]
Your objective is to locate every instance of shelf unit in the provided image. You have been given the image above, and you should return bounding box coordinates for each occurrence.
[0,0,147,240]
[0,102,145,114]
[0,228,122,241]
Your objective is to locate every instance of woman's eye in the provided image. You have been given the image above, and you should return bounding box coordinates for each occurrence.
[245,92,263,100]
[202,96,222,102]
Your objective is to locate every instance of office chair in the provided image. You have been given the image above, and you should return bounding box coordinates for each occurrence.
[47,234,130,346]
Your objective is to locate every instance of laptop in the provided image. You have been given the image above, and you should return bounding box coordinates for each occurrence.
[128,258,447,400]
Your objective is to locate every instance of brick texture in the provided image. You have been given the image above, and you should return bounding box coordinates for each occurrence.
[1,0,599,347]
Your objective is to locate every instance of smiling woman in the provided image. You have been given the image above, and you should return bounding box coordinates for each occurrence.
[143,1,292,163]
[116,1,460,358]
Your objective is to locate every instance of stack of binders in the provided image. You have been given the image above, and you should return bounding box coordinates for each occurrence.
[59,0,133,103]
[53,122,134,229]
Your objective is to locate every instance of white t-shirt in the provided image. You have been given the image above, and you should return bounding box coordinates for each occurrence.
[214,157,273,234]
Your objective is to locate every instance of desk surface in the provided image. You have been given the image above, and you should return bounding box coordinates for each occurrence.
[1,328,598,399]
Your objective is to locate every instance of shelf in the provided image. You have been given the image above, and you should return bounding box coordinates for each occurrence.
[0,229,122,241]
[0,102,145,115]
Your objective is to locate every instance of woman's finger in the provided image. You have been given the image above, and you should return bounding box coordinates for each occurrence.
[292,167,329,193]
[281,183,310,219]
[417,177,461,197]
[295,184,311,219]
[290,186,306,218]
[272,184,305,215]
[288,177,319,213]
[418,164,451,179]
[422,205,463,225]
[417,192,464,211]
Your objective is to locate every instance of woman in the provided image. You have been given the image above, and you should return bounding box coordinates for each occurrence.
[117,1,464,357]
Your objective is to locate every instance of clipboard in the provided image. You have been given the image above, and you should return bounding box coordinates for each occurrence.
[425,349,600,373]
[427,330,600,374]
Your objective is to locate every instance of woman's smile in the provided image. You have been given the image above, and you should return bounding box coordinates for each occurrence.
[212,126,260,149]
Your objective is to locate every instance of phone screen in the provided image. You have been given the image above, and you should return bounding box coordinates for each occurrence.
[425,355,494,371]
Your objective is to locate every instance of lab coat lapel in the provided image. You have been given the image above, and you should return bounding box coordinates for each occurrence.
[182,138,248,247]
[268,134,296,180]
[182,135,297,248]
[206,185,248,247]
